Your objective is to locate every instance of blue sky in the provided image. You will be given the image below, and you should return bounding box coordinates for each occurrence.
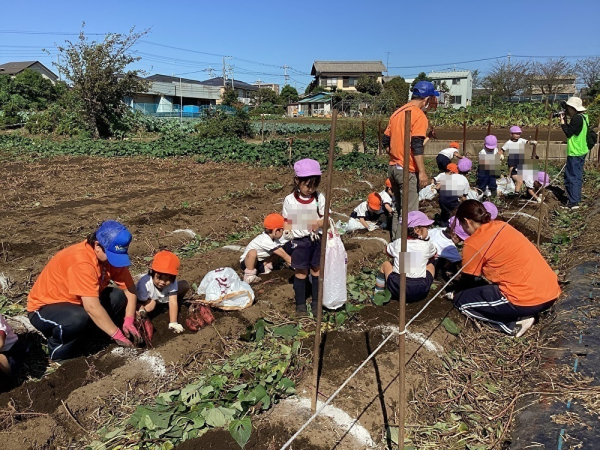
[2,0,599,91]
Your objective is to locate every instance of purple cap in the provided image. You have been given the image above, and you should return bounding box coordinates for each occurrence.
[509,126,522,134]
[449,216,469,241]
[400,211,434,228]
[484,135,498,150]
[482,201,498,220]
[457,158,472,172]
[96,221,132,267]
[537,171,550,186]
[294,159,322,177]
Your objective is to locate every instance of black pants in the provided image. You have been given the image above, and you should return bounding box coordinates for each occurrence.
[477,171,497,194]
[438,195,459,226]
[436,154,451,172]
[453,284,555,334]
[28,288,127,361]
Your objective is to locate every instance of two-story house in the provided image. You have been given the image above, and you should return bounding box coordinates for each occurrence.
[428,70,473,108]
[310,61,387,91]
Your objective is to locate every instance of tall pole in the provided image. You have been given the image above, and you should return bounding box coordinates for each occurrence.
[180,77,183,129]
[486,120,491,136]
[398,110,411,450]
[531,126,540,159]
[311,109,338,413]
[536,112,552,249]
[463,120,467,154]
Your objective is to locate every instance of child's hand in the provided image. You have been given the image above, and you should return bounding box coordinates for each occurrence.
[168,322,185,333]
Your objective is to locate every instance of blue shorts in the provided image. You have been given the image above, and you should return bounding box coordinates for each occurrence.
[291,237,321,270]
[386,271,434,303]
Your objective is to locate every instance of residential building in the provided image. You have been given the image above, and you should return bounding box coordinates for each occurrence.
[253,82,280,95]
[296,92,334,117]
[200,77,259,105]
[428,70,473,108]
[526,75,577,100]
[311,61,386,91]
[0,61,59,84]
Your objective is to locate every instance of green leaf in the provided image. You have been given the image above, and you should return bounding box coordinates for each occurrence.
[373,289,392,306]
[156,390,180,405]
[273,324,298,338]
[386,425,399,444]
[229,417,252,449]
[457,422,469,432]
[255,319,266,341]
[442,318,461,336]
[204,408,227,427]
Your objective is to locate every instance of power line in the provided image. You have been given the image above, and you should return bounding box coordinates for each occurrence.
[389,56,504,69]
[0,29,106,36]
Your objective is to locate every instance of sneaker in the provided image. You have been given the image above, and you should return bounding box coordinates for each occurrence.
[514,317,535,338]
[295,304,308,317]
[570,205,580,210]
[309,300,319,314]
[243,275,261,284]
[263,262,274,274]
[444,291,455,301]
[536,197,542,203]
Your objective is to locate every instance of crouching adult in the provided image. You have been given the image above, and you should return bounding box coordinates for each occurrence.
[448,200,560,337]
[27,221,142,361]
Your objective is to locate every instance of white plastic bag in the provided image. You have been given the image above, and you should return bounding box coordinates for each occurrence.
[419,183,438,201]
[466,188,483,201]
[497,176,516,196]
[335,218,367,234]
[323,219,348,310]
[197,267,255,310]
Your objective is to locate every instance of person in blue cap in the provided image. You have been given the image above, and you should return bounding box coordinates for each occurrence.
[27,221,142,361]
[383,80,439,239]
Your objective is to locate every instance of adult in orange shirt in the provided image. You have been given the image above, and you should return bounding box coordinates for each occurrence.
[448,200,559,337]
[27,221,142,361]
[383,81,439,239]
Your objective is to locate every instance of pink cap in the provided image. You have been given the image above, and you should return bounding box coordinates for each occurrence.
[482,201,498,220]
[294,159,322,177]
[509,126,522,134]
[484,135,498,150]
[400,211,434,228]
[457,158,472,172]
[537,171,550,186]
[449,216,469,241]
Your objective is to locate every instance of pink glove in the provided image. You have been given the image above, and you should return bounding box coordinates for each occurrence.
[123,316,143,346]
[111,328,133,347]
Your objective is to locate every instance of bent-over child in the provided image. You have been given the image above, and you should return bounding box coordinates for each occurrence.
[428,225,462,280]
[351,192,383,231]
[137,251,190,334]
[434,163,470,227]
[504,126,538,195]
[241,213,293,284]
[436,141,463,171]
[282,159,326,315]
[374,211,436,303]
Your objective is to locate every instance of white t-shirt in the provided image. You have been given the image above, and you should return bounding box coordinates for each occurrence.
[240,232,285,263]
[0,314,18,352]
[137,274,179,304]
[282,192,326,239]
[433,173,470,197]
[352,201,382,218]
[439,148,459,159]
[387,239,436,279]
[379,190,393,206]
[501,138,528,156]
[428,228,461,263]
[479,147,498,155]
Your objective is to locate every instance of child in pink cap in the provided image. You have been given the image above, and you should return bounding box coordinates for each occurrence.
[457,157,473,175]
[477,135,501,198]
[374,211,436,303]
[282,159,326,315]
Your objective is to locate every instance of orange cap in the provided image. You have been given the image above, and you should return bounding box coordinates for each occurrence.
[152,250,180,276]
[367,192,382,210]
[264,213,285,230]
[447,163,459,174]
[449,141,460,149]
[385,178,392,188]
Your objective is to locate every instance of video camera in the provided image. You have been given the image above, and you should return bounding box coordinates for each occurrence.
[552,101,568,118]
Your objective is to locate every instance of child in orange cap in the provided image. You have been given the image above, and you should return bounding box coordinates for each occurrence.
[434,163,470,227]
[136,251,190,333]
[351,192,384,231]
[241,213,293,284]
[436,141,464,172]
[379,179,395,231]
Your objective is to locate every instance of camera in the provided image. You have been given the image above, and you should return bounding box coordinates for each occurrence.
[552,111,564,118]
[552,101,568,118]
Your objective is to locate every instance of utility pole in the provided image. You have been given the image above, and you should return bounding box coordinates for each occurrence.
[222,57,226,87]
[385,52,390,76]
[180,77,183,129]
[507,51,511,66]
[282,64,290,85]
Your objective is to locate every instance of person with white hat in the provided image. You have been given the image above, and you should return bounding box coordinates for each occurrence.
[559,97,590,210]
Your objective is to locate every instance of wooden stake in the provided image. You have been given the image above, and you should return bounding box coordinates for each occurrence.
[536,113,552,249]
[261,114,265,144]
[398,110,411,450]
[311,109,338,413]
[462,120,467,155]
[362,120,366,153]
[378,120,382,155]
[531,126,540,159]
[486,120,492,136]
[596,117,600,168]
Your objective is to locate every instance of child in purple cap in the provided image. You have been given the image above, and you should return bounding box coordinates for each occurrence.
[477,135,501,198]
[457,157,472,175]
[374,211,436,303]
[282,159,326,315]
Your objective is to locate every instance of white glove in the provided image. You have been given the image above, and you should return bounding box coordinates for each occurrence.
[168,322,184,333]
[500,154,505,161]
[530,140,537,145]
[367,222,378,231]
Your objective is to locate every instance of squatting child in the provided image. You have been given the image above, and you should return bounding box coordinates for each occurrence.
[433,163,470,227]
[350,192,383,231]
[379,179,395,230]
[374,211,437,303]
[436,141,464,172]
[136,251,190,334]
[428,224,462,280]
[240,213,293,284]
[282,159,326,315]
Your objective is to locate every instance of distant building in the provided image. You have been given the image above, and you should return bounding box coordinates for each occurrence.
[296,92,334,117]
[311,61,387,92]
[428,70,473,108]
[200,77,259,105]
[0,61,59,84]
[253,82,280,95]
[526,75,577,99]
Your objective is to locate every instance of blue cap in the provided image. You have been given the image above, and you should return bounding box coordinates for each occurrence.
[96,221,132,267]
[413,81,440,98]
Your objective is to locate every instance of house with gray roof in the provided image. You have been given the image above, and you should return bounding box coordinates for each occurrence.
[311,61,386,91]
[0,61,59,84]
[428,70,473,108]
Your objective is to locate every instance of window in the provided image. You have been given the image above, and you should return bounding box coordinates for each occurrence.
[326,77,337,87]
[238,89,245,98]
[452,78,460,85]
[343,77,349,88]
[349,77,358,87]
[451,95,462,104]
[320,77,327,87]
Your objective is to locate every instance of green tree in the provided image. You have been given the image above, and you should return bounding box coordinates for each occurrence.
[221,87,239,106]
[279,84,299,105]
[411,72,433,89]
[355,75,382,96]
[10,69,57,109]
[305,79,327,94]
[53,25,150,138]
[250,87,279,107]
[382,76,409,109]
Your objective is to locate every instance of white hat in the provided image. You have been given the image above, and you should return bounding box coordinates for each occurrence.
[566,97,586,112]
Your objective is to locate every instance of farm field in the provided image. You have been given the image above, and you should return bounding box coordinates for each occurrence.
[0,154,597,450]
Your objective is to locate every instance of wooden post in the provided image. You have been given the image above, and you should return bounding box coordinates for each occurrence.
[362,120,366,153]
[536,113,552,249]
[378,120,382,155]
[311,109,338,413]
[596,117,600,168]
[462,120,467,154]
[486,120,491,136]
[531,126,540,159]
[261,114,265,144]
[398,110,411,450]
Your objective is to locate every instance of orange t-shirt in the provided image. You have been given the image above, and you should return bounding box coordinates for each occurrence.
[384,103,429,172]
[461,221,560,307]
[27,241,134,312]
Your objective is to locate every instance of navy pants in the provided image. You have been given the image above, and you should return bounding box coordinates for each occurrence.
[477,171,497,194]
[453,284,555,335]
[436,154,451,172]
[28,288,127,361]
[438,195,459,226]
[564,155,586,206]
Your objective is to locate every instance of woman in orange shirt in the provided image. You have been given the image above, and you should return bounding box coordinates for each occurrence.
[448,200,560,337]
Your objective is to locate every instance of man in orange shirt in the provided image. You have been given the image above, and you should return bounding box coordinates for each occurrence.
[383,81,439,239]
[27,221,142,361]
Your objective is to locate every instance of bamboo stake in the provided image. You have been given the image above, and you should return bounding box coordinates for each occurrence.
[536,113,552,249]
[378,120,382,155]
[261,114,265,144]
[398,110,411,450]
[462,120,467,155]
[531,126,540,159]
[362,120,366,153]
[311,109,338,413]
[487,120,492,136]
